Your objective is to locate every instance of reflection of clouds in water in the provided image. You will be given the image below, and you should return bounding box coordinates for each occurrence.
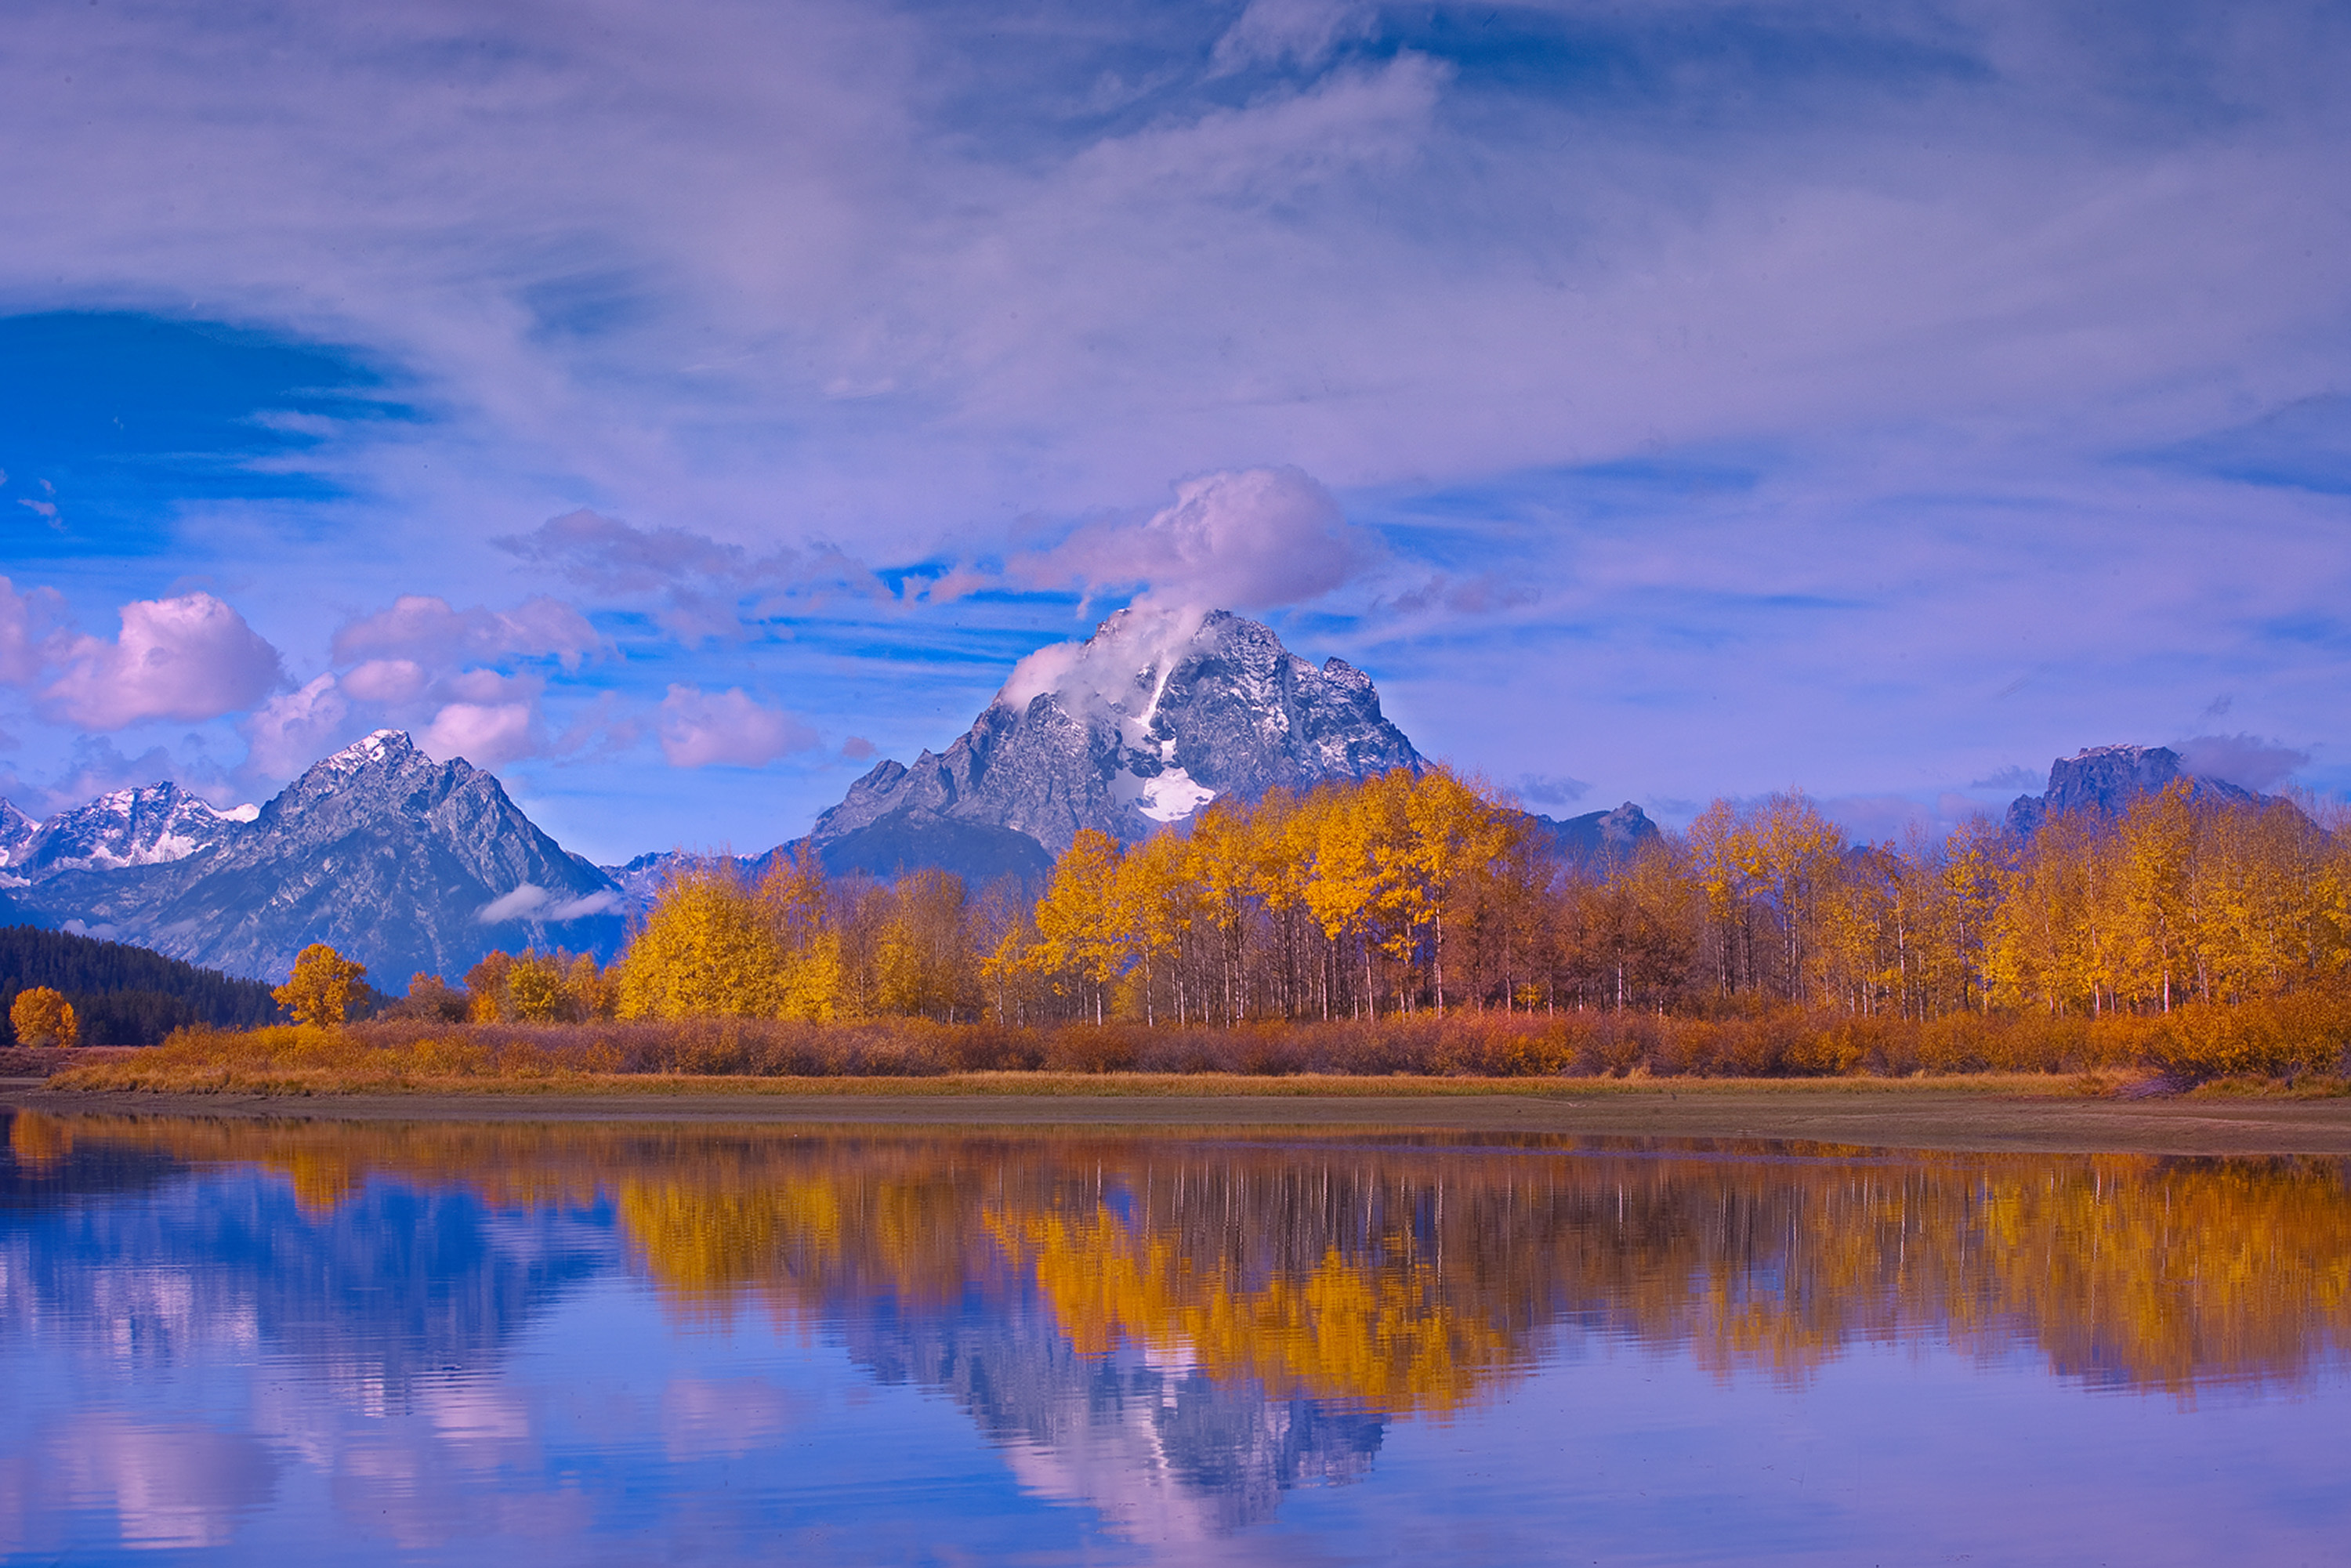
[661,1375,800,1461]
[49,1415,277,1550]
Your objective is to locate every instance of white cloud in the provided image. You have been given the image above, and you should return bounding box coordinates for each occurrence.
[331,595,602,672]
[656,685,817,768]
[241,674,350,778]
[340,658,429,704]
[1014,466,1381,613]
[0,577,65,686]
[42,593,282,730]
[2174,733,2312,793]
[1213,0,1378,73]
[418,701,537,769]
[477,883,624,922]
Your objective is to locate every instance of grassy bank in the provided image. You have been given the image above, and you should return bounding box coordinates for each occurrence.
[34,1000,2351,1097]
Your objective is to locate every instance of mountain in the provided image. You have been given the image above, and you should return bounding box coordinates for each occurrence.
[18,731,626,983]
[1524,802,1660,865]
[2005,744,2259,834]
[810,607,1423,883]
[0,799,36,867]
[2,782,257,882]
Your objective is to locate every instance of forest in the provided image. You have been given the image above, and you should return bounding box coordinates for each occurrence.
[0,925,283,1046]
[316,766,2351,1082]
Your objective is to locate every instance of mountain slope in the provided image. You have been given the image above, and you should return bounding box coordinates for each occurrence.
[2006,744,2259,833]
[811,608,1422,879]
[20,731,625,983]
[1524,802,1660,865]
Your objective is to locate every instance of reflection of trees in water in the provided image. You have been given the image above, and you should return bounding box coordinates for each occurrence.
[13,1115,2351,1409]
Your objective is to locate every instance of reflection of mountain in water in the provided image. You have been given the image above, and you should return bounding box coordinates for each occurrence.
[13,1114,2351,1495]
[0,1112,614,1396]
[840,1299,1381,1537]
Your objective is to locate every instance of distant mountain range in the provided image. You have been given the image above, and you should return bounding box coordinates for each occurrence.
[0,611,2278,987]
[5,731,625,985]
[2005,744,2260,834]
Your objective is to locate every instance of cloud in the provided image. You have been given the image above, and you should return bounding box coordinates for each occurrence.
[476,884,624,923]
[2174,733,2311,792]
[1968,765,2046,791]
[1517,773,1591,809]
[42,593,283,729]
[656,685,818,768]
[331,596,603,672]
[1213,0,1378,73]
[340,658,429,704]
[1013,466,1382,613]
[841,735,876,762]
[0,577,66,685]
[241,673,350,778]
[419,701,537,769]
[493,511,883,643]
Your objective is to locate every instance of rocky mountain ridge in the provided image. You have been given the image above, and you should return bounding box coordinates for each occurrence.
[808,608,1423,884]
[13,731,625,983]
[2005,744,2260,834]
[0,782,258,883]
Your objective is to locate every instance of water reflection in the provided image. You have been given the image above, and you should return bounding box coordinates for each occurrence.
[3,1110,2349,1561]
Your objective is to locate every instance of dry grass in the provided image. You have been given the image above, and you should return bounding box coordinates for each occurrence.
[38,1005,2350,1098]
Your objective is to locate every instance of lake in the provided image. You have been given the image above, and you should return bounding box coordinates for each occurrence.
[3,1110,2346,1564]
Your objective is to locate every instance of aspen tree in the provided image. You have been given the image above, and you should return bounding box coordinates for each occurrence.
[275,943,368,1028]
[1032,829,1128,1024]
[9,986,77,1048]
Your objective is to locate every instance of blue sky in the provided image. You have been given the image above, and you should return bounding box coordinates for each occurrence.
[1,0,2346,862]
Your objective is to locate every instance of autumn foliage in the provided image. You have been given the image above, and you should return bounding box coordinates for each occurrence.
[85,766,2351,1084]
[9,985,78,1048]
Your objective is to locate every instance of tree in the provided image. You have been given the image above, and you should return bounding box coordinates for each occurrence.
[10,986,78,1048]
[1032,829,1128,1024]
[614,867,787,1019]
[274,944,368,1028]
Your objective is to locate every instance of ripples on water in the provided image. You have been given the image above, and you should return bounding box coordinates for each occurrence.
[2,1112,2347,1563]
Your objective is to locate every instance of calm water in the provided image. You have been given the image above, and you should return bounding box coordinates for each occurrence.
[3,1113,2348,1565]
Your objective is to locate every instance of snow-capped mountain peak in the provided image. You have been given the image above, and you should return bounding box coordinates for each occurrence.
[812,609,1422,878]
[11,782,255,878]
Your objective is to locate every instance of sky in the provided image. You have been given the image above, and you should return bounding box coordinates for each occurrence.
[1,0,2346,863]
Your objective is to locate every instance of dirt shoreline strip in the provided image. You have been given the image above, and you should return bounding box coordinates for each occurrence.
[9,1079,2351,1155]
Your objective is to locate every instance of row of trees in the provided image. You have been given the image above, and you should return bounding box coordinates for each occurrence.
[429,768,2349,1029]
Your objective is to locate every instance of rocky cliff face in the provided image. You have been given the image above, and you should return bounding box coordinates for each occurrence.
[0,799,36,869]
[810,608,1423,880]
[2,782,257,882]
[2005,744,2259,834]
[19,731,625,983]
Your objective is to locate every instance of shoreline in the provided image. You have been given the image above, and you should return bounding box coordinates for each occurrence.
[9,1075,2351,1154]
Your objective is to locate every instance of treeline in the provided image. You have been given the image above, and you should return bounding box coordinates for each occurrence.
[426,769,2349,1041]
[0,925,281,1045]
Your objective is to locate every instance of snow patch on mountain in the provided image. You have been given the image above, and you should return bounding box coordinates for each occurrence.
[10,783,255,878]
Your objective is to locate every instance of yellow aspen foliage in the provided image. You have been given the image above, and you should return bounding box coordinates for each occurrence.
[759,844,846,1021]
[1396,766,1514,1015]
[504,951,572,1022]
[10,986,78,1048]
[614,867,788,1019]
[464,950,513,1021]
[274,943,368,1028]
[1114,831,1194,1024]
[1031,828,1128,1024]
